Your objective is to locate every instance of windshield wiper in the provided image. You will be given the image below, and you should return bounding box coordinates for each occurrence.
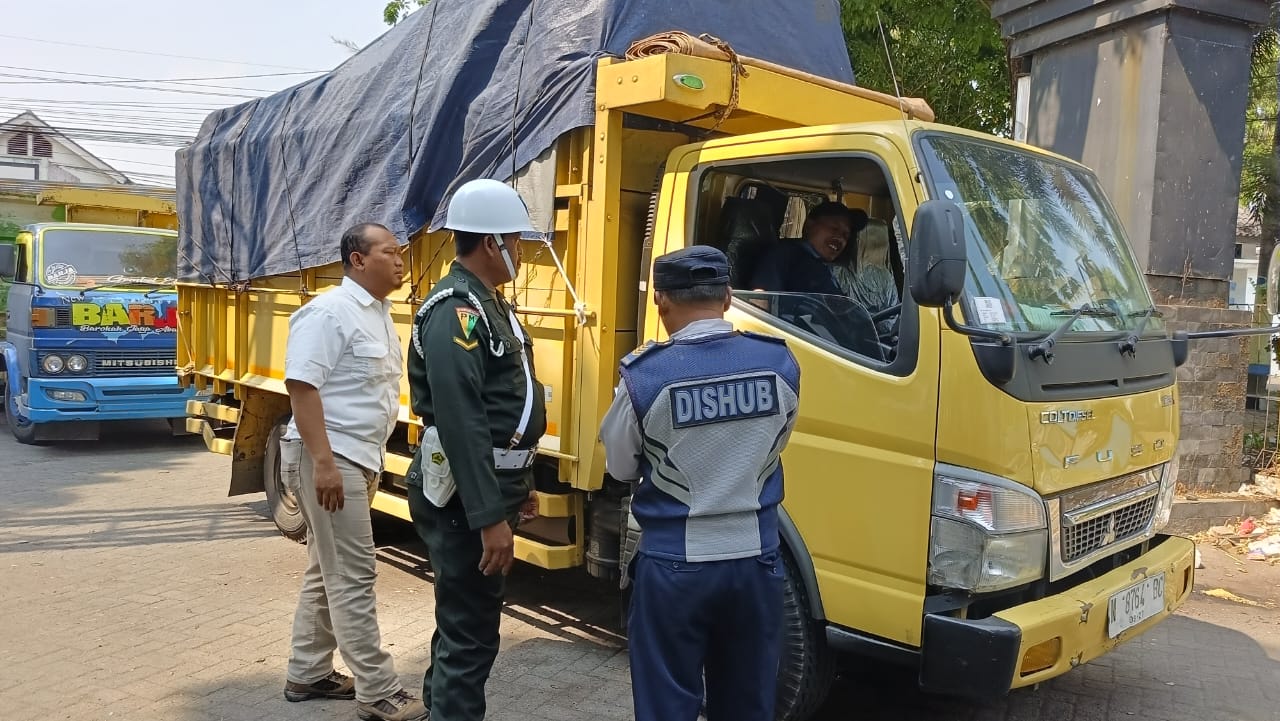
[1118,306,1164,357]
[1027,304,1118,364]
[78,279,169,298]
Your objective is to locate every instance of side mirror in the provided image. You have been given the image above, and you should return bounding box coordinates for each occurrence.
[1268,244,1280,316]
[0,243,15,281]
[908,200,968,308]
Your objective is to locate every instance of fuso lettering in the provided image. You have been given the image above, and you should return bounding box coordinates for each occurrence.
[670,375,779,428]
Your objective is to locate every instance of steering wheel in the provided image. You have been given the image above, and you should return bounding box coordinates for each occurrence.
[870,303,902,344]
[778,295,884,362]
[871,303,901,324]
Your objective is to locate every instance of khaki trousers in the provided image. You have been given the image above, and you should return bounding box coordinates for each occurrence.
[281,438,401,704]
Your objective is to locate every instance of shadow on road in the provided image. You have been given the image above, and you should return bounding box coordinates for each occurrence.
[0,415,216,516]
[809,611,1280,721]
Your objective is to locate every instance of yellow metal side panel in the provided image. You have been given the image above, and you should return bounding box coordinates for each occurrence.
[372,491,411,521]
[596,54,922,136]
[37,187,176,215]
[63,207,141,227]
[650,131,938,646]
[514,536,581,570]
[570,109,625,490]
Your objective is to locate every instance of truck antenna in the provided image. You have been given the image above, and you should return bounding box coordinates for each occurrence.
[875,11,912,130]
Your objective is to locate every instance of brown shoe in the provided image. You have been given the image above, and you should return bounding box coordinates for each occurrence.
[283,671,356,702]
[356,689,428,721]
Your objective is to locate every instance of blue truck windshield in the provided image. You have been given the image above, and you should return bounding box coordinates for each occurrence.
[39,229,177,289]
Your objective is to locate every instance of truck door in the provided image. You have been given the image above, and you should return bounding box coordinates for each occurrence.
[646,131,941,648]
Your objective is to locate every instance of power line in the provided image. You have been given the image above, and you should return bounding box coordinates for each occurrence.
[93,156,178,169]
[0,65,317,93]
[0,33,324,72]
[0,96,229,109]
[0,73,266,100]
[0,103,209,123]
[0,121,194,147]
[0,107,209,127]
[0,66,319,83]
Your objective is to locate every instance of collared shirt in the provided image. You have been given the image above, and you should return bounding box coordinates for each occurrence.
[283,276,402,473]
[599,318,734,481]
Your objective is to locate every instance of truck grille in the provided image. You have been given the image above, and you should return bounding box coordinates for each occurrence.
[1061,494,1158,563]
[93,349,177,377]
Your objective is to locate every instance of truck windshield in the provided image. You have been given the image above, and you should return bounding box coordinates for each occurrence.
[39,229,177,289]
[916,134,1160,335]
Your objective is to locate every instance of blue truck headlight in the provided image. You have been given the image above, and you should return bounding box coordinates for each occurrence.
[41,354,65,374]
[66,355,89,373]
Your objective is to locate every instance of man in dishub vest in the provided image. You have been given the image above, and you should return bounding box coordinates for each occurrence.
[598,245,802,721]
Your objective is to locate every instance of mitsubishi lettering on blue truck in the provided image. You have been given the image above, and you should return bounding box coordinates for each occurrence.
[0,222,203,443]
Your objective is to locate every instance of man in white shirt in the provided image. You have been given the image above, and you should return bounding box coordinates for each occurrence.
[279,223,427,721]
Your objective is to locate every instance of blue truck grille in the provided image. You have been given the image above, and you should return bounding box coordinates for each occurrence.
[92,350,177,377]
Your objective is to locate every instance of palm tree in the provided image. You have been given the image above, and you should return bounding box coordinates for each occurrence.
[1242,3,1278,290]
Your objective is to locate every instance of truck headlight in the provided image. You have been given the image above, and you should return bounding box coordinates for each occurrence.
[41,354,65,374]
[1151,457,1179,532]
[66,355,89,373]
[928,469,1048,593]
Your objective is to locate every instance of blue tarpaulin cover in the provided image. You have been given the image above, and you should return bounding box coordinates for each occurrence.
[175,0,855,282]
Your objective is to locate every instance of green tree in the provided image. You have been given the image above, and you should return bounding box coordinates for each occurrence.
[383,0,428,25]
[1242,5,1279,288]
[119,236,178,279]
[376,2,1011,132]
[840,1,1011,135]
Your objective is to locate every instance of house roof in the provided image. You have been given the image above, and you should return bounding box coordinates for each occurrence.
[0,110,129,184]
[1238,206,1262,240]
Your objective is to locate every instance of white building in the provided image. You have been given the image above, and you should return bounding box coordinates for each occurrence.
[0,111,128,185]
[1232,207,1262,311]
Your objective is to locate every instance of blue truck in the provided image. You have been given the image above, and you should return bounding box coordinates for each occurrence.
[0,222,203,443]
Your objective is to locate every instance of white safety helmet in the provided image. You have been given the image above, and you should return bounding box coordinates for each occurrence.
[444,178,536,235]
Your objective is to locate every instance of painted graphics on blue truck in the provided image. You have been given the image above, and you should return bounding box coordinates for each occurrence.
[0,223,203,444]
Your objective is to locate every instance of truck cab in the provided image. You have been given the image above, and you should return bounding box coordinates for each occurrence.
[0,222,204,443]
[641,120,1193,703]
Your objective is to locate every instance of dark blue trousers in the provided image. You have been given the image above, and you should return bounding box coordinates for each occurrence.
[627,551,785,721]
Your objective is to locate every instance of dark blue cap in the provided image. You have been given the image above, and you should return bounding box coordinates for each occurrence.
[653,245,730,291]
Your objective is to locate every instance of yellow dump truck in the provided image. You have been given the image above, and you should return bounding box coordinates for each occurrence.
[177,15,1203,720]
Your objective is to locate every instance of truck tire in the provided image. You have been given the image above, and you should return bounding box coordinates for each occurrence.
[5,381,39,445]
[263,418,308,543]
[775,549,835,721]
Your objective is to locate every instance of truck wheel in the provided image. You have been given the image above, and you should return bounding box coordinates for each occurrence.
[775,549,835,721]
[6,382,39,445]
[263,419,308,543]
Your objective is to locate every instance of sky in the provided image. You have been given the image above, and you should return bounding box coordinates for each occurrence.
[1,1,400,186]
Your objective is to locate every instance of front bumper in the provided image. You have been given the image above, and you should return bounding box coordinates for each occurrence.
[919,534,1195,698]
[20,375,206,423]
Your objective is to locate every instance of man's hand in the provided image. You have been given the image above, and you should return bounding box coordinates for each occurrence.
[518,490,539,523]
[313,457,345,512]
[479,520,515,576]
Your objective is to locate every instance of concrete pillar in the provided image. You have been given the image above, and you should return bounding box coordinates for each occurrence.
[993,0,1268,303]
[992,0,1269,491]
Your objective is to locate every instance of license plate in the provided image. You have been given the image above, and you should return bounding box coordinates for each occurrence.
[1107,572,1166,638]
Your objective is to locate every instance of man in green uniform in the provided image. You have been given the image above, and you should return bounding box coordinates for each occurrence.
[405,178,546,721]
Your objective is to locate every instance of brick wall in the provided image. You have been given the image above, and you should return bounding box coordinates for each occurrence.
[1157,303,1251,492]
